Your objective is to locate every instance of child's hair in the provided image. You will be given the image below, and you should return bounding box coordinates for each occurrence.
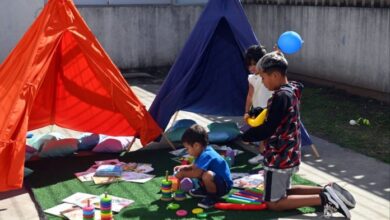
[244,45,267,66]
[181,124,208,147]
[257,51,288,75]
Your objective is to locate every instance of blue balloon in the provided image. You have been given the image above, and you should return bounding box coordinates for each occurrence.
[277,31,304,54]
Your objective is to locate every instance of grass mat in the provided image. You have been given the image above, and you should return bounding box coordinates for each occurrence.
[26,147,318,219]
[301,85,390,163]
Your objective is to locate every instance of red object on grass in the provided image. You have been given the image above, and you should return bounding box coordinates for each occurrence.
[214,202,268,211]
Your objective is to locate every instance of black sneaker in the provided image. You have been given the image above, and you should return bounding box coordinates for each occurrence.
[198,196,216,209]
[329,182,356,209]
[189,188,207,198]
[321,186,351,219]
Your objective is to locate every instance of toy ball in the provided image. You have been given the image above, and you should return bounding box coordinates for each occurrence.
[277,31,304,54]
[349,120,357,126]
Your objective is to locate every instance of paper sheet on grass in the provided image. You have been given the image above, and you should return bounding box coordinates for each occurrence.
[92,176,121,185]
[62,192,134,212]
[44,203,102,220]
[74,168,96,182]
[121,171,155,183]
[121,163,154,173]
[231,172,251,180]
[233,173,264,189]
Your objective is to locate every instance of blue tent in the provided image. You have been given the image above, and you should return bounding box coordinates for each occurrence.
[149,0,258,130]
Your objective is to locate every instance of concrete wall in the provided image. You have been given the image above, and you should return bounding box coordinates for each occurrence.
[77,5,204,68]
[1,2,389,95]
[0,0,43,62]
[244,5,390,94]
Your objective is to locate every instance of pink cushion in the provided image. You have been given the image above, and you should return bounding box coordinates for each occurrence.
[26,145,38,154]
[92,136,134,153]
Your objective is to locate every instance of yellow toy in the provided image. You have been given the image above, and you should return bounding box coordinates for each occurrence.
[247,109,268,127]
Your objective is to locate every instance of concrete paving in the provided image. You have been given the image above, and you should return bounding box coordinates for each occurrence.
[0,83,388,220]
[0,188,41,220]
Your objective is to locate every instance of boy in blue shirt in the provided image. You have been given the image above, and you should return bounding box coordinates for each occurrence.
[174,124,233,208]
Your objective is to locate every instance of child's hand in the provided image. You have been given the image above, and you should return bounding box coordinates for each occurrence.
[259,141,265,153]
[174,165,190,173]
[174,165,183,173]
[273,44,281,52]
[244,113,250,122]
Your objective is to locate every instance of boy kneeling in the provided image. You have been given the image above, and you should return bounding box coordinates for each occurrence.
[242,51,355,219]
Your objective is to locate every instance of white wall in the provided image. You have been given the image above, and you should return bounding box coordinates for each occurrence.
[0,2,388,95]
[0,0,43,62]
[244,5,390,94]
[77,5,204,68]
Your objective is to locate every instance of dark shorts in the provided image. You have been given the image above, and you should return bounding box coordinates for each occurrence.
[200,172,231,197]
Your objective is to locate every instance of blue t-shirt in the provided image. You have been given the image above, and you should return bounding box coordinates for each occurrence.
[194,146,233,188]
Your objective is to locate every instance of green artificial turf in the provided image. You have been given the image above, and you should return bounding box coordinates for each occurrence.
[26,147,318,220]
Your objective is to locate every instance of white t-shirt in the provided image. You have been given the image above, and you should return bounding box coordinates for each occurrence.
[248,74,273,108]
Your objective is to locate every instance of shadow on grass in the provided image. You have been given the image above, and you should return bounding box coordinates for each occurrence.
[119,198,304,220]
[25,146,317,220]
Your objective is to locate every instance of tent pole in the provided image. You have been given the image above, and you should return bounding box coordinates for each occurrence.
[310,144,320,158]
[126,136,137,153]
[170,111,180,127]
[162,132,176,150]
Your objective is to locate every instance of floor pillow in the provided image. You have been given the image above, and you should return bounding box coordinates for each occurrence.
[26,144,38,154]
[171,119,196,130]
[78,133,101,150]
[207,122,240,143]
[165,119,197,142]
[92,136,134,153]
[29,132,64,152]
[208,131,231,144]
[39,138,78,158]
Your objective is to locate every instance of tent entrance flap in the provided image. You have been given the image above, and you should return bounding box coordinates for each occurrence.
[0,0,162,192]
[181,18,248,116]
[149,0,258,130]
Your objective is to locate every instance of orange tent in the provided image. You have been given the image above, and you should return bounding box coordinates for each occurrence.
[0,0,162,192]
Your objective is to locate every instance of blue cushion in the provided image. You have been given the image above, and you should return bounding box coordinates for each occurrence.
[171,119,196,130]
[208,131,231,144]
[166,127,188,142]
[207,122,240,143]
[165,119,197,143]
[78,133,100,150]
[208,122,239,132]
